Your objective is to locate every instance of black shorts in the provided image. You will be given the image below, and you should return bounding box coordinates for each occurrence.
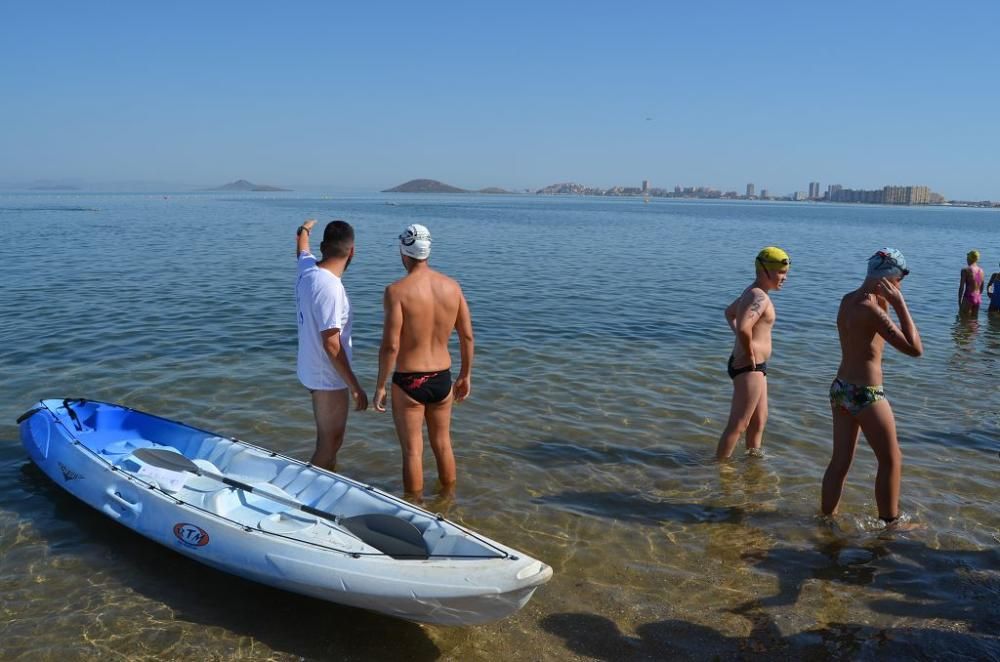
[392,370,453,404]
[728,355,768,380]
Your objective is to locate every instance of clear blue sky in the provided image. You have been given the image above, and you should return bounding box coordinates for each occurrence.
[2,1,998,198]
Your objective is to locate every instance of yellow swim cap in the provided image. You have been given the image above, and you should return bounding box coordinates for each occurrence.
[967,250,980,264]
[756,246,790,270]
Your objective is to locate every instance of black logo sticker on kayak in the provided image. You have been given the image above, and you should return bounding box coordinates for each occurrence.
[173,523,210,548]
[58,462,83,482]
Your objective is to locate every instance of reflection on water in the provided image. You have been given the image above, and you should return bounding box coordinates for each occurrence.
[951,312,981,351]
[985,312,1000,356]
[1,193,999,659]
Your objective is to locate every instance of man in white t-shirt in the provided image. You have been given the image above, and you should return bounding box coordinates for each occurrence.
[295,219,368,471]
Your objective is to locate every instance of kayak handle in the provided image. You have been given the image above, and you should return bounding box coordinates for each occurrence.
[104,487,142,519]
[16,407,41,424]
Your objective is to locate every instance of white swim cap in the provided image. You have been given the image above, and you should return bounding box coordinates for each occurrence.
[399,224,431,260]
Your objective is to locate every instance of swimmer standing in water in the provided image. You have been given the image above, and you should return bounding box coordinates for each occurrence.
[959,250,985,316]
[821,248,923,526]
[716,247,790,460]
[374,225,474,501]
[985,261,1000,314]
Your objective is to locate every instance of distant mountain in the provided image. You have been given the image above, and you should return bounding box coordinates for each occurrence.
[478,187,514,194]
[383,179,468,193]
[206,179,291,192]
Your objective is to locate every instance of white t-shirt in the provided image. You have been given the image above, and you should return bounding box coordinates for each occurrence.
[295,251,353,390]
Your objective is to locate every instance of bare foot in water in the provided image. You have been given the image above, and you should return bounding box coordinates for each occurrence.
[873,513,925,535]
[881,519,925,533]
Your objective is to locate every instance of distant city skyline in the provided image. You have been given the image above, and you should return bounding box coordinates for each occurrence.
[532,178,980,205]
[0,175,966,203]
[3,2,1000,200]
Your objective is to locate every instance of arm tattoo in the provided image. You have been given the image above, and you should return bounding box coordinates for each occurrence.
[748,292,767,315]
[875,308,906,345]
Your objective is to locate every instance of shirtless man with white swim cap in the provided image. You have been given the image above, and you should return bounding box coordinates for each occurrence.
[374,224,474,500]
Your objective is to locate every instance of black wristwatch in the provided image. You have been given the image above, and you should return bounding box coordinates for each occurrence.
[297,225,311,236]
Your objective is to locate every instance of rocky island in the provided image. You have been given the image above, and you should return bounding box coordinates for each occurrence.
[383,179,468,193]
[206,179,291,192]
[383,179,516,194]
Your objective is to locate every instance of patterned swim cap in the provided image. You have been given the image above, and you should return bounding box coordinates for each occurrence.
[967,250,980,264]
[867,247,909,278]
[399,224,431,259]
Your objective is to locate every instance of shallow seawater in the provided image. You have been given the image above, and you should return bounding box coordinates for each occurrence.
[1,192,998,660]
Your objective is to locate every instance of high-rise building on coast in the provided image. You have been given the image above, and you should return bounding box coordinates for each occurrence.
[760,189,770,199]
[746,183,755,197]
[828,185,933,205]
[642,179,649,193]
[827,184,842,200]
[808,182,820,199]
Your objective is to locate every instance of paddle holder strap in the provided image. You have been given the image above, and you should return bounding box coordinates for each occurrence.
[63,398,85,430]
[16,398,87,426]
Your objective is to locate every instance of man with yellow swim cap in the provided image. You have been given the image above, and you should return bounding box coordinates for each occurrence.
[958,249,985,315]
[716,246,790,460]
[757,246,790,271]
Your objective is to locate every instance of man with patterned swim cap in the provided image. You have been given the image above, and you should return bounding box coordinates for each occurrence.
[374,224,475,500]
[716,246,790,460]
[822,247,923,527]
[958,249,985,316]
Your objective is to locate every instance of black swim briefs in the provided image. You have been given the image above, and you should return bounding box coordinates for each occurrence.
[392,369,453,404]
[727,355,768,380]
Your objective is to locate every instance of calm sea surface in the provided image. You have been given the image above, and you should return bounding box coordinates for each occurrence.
[1,192,998,660]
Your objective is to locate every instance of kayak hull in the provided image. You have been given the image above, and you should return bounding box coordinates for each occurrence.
[19,399,551,625]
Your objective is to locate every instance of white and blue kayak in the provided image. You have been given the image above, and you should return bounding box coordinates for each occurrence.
[18,398,551,625]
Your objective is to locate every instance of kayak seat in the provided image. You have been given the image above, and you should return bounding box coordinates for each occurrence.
[205,482,293,518]
[224,449,279,483]
[194,437,242,468]
[297,475,336,506]
[272,465,302,490]
[257,513,365,552]
[277,468,322,498]
[257,511,317,534]
[312,482,350,512]
[183,459,225,492]
[101,439,157,456]
[185,435,227,461]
